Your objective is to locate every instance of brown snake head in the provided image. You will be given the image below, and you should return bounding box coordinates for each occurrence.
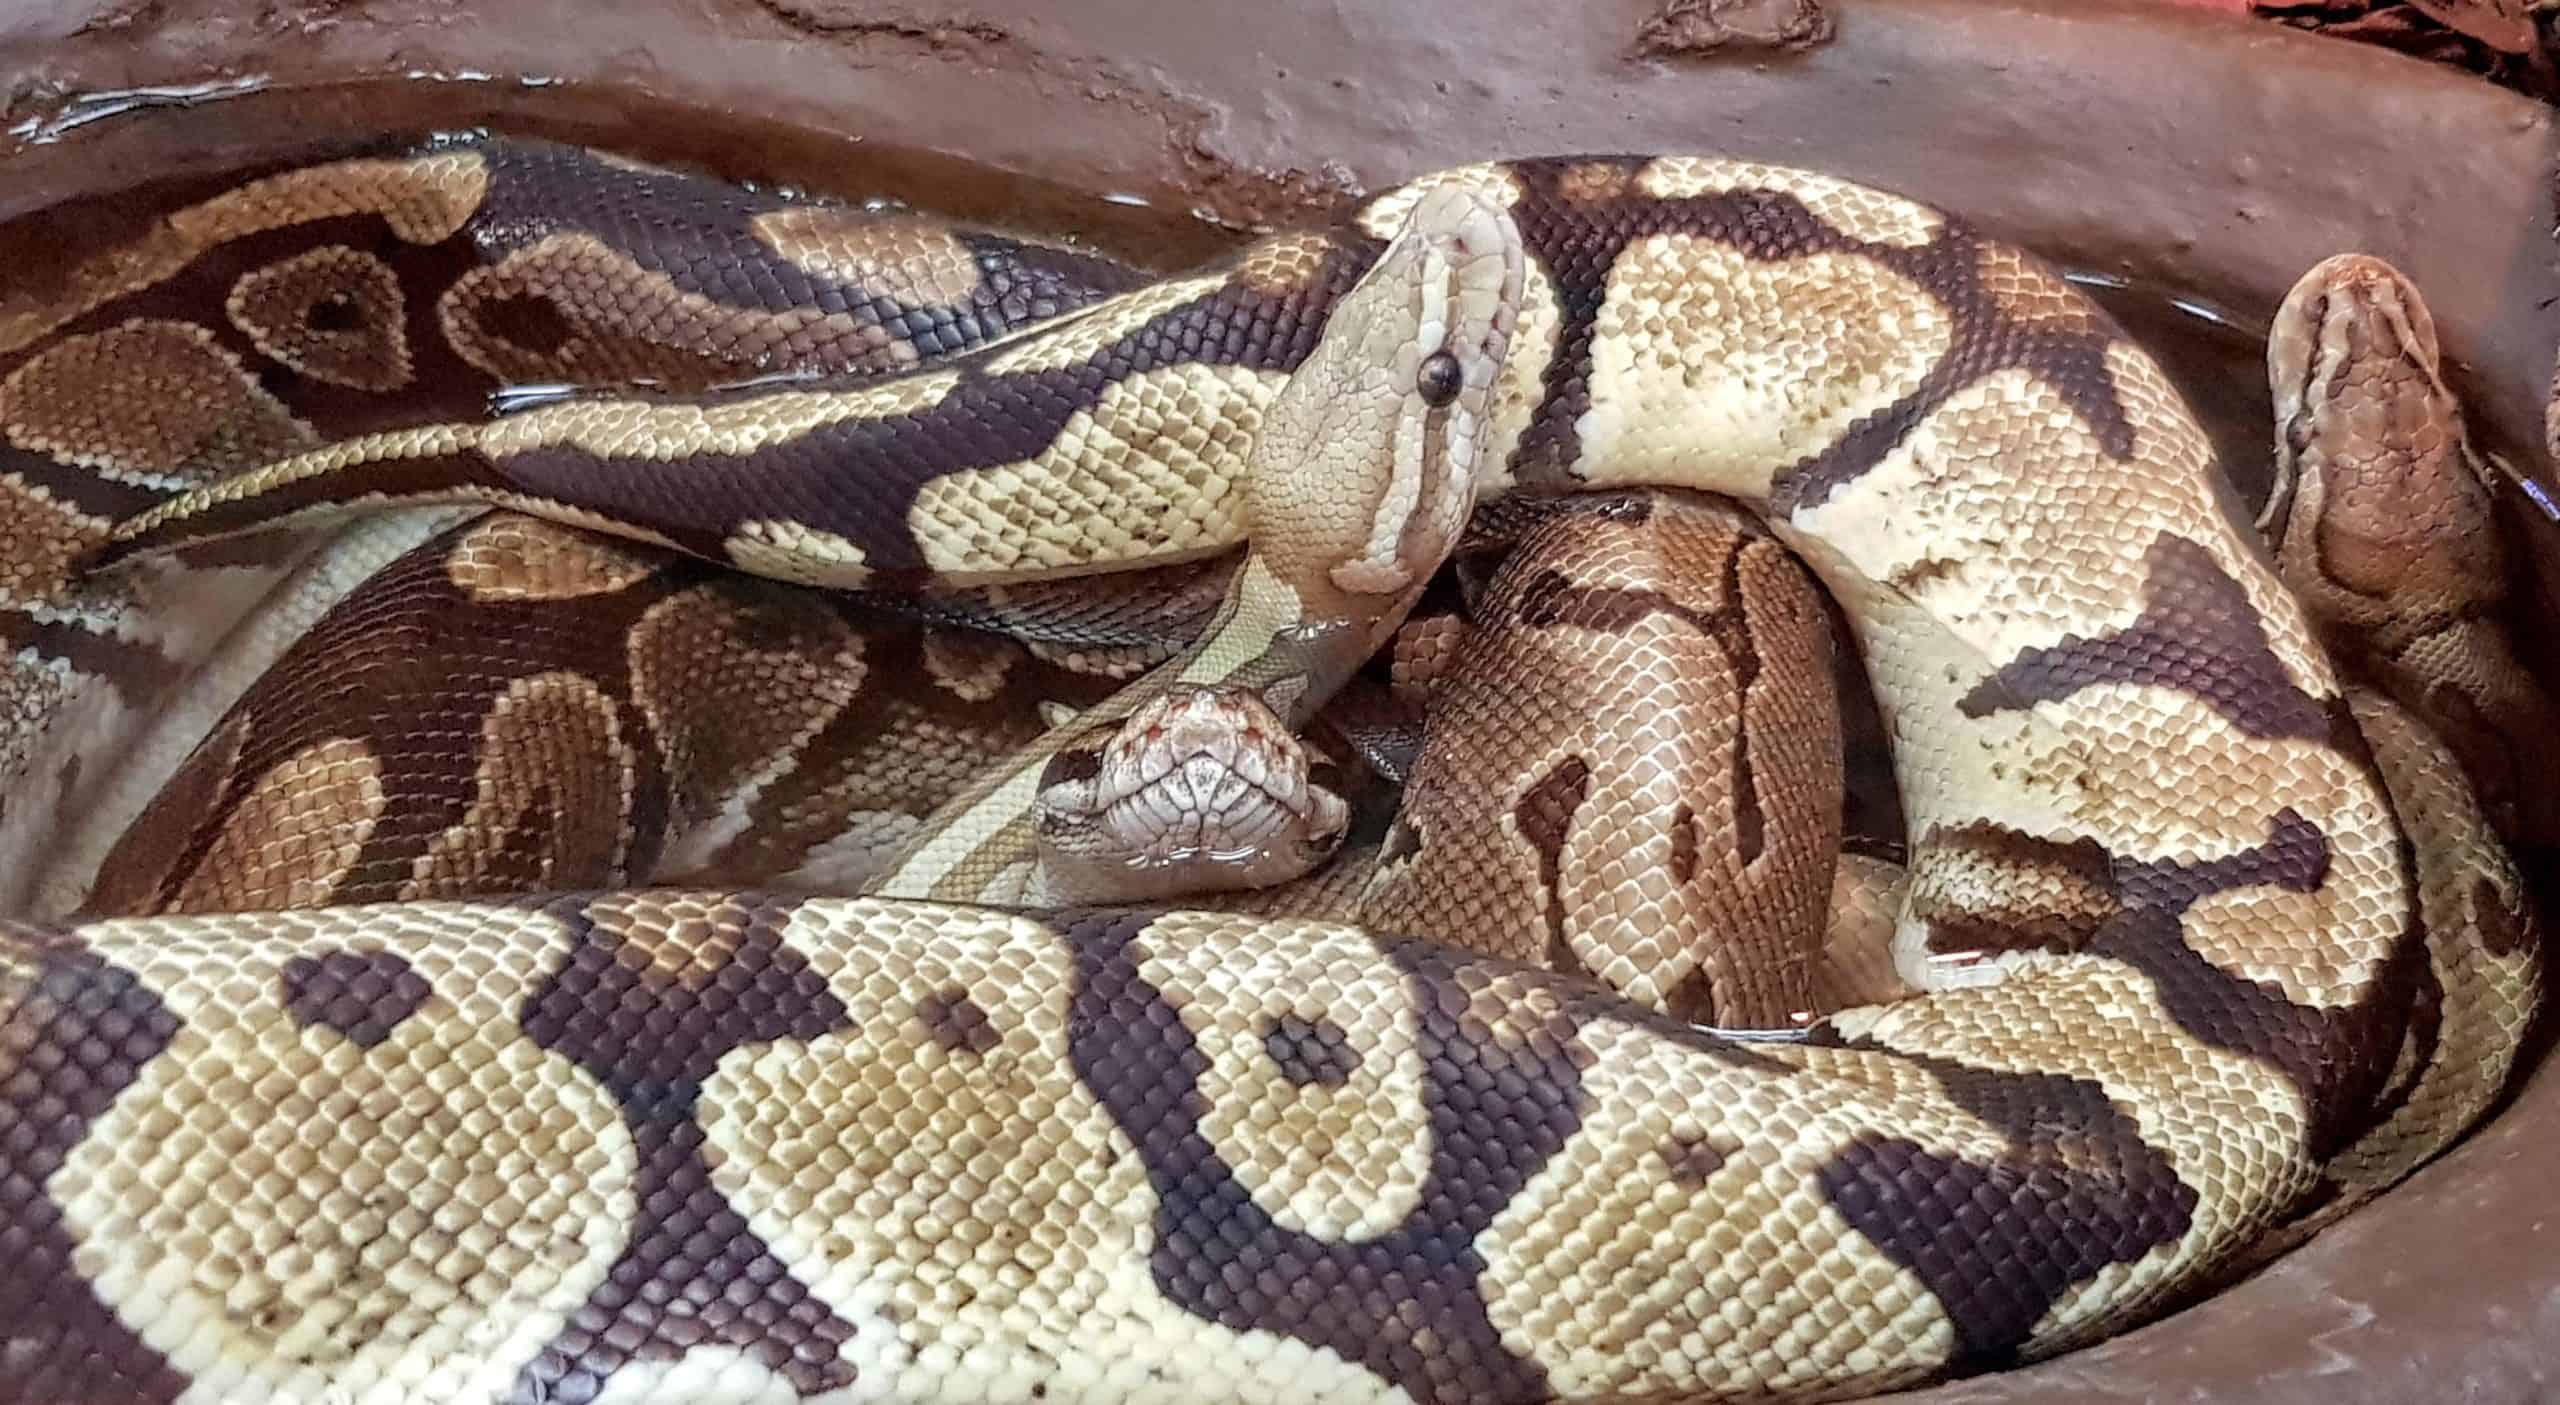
[1033,685,1350,903]
[2262,251,2490,604]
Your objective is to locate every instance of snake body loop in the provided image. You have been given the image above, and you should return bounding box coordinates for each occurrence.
[0,138,2544,1405]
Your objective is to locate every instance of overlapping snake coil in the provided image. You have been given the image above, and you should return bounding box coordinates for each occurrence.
[0,135,2545,1405]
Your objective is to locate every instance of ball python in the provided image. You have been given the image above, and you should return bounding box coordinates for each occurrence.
[1,136,2548,1403]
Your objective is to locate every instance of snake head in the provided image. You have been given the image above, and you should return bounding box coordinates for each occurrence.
[1242,183,1527,602]
[2261,251,2466,566]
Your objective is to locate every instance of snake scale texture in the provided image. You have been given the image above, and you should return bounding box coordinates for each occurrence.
[0,134,2546,1404]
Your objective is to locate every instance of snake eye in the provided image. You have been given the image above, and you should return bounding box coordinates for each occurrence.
[1417,350,1464,408]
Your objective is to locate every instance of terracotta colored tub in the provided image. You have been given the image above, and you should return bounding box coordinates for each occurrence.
[1,0,2553,1398]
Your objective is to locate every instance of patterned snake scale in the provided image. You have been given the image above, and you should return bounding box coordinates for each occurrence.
[0,135,2547,1404]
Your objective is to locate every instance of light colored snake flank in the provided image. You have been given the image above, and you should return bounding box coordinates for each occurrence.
[0,136,2545,1405]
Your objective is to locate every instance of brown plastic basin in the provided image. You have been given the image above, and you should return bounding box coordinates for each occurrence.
[1,0,2552,1398]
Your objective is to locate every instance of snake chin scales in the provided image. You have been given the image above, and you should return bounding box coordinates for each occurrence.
[0,136,2546,1405]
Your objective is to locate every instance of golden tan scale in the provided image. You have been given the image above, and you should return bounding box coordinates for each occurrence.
[0,137,2545,1405]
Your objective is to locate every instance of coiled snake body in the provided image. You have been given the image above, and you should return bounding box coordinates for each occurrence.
[0,137,2544,1404]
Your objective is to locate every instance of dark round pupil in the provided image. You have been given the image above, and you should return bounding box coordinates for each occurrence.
[1417,350,1463,407]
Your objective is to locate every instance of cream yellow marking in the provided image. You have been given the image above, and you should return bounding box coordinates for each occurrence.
[111,422,477,540]
[1635,158,1946,247]
[479,371,966,460]
[1849,960,2316,1355]
[908,365,1276,582]
[1570,241,1951,498]
[708,903,1410,1402]
[447,514,664,602]
[1484,1023,1955,1400]
[1473,257,1560,495]
[1172,555,1300,683]
[59,906,632,1404]
[753,207,987,309]
[1235,232,1339,295]
[1135,912,1431,1238]
[724,520,874,587]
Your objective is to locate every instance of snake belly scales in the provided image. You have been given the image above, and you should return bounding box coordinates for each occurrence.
[0,134,2545,1404]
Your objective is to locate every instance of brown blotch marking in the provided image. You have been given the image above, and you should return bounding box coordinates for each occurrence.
[278,948,433,1048]
[1261,1012,1361,1088]
[510,895,860,1401]
[625,583,864,829]
[1658,1132,1731,1185]
[1816,1051,2198,1373]
[0,149,489,356]
[921,627,1021,702]
[438,249,812,391]
[225,244,413,391]
[1512,543,1775,868]
[0,932,190,1404]
[699,620,1121,880]
[401,672,637,902]
[2472,875,2533,959]
[1515,754,1596,978]
[3,318,315,479]
[0,474,111,606]
[1886,554,1965,594]
[104,514,697,911]
[1960,532,2332,741]
[1669,802,1703,885]
[82,713,253,918]
[1917,822,2121,960]
[470,290,579,357]
[918,987,1001,1056]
